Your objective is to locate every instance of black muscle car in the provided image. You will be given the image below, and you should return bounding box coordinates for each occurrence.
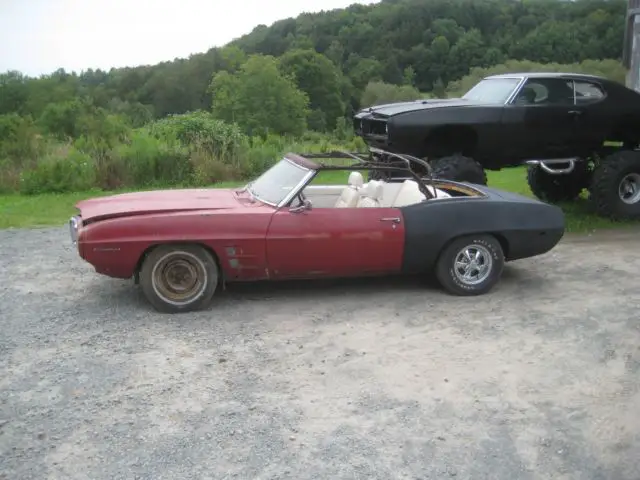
[354,72,640,220]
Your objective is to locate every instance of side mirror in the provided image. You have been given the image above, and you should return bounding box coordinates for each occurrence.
[289,199,312,213]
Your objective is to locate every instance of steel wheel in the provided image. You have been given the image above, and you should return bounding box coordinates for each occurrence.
[453,244,493,286]
[618,172,640,205]
[151,250,208,306]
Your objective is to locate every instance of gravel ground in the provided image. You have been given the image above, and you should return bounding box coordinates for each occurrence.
[1,226,639,480]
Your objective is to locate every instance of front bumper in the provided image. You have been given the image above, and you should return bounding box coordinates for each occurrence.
[69,215,81,244]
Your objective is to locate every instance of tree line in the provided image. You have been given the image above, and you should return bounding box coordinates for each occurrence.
[1,0,628,128]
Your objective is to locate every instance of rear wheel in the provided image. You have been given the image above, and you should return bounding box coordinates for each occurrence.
[430,154,488,185]
[139,244,219,313]
[435,234,505,296]
[589,149,640,220]
[526,162,590,203]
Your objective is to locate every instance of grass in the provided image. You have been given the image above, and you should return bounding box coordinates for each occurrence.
[0,167,637,233]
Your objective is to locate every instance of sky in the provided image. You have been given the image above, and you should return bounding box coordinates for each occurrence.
[0,0,378,77]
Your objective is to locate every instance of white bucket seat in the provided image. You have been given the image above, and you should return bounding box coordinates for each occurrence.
[334,171,364,208]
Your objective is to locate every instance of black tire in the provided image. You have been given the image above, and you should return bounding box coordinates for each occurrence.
[435,234,505,296]
[367,169,389,181]
[139,244,219,313]
[430,155,488,185]
[526,163,589,203]
[589,150,640,220]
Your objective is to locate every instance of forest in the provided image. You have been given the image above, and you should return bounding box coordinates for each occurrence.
[0,0,631,196]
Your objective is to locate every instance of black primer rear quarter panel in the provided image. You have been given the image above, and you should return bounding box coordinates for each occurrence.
[399,188,565,273]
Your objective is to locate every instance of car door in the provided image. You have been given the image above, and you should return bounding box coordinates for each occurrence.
[501,77,579,159]
[566,79,609,153]
[265,205,405,279]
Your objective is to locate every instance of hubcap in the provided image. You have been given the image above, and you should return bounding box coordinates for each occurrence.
[151,251,208,306]
[618,173,640,205]
[453,244,493,286]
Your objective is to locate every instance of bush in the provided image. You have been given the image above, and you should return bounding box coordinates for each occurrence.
[0,113,46,165]
[3,107,369,195]
[113,131,192,188]
[20,147,96,194]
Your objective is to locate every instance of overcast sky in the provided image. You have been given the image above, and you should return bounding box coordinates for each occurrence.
[0,0,378,77]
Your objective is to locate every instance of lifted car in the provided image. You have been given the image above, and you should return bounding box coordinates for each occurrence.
[68,149,564,313]
[354,72,640,220]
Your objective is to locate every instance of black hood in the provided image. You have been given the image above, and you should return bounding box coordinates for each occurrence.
[355,97,473,118]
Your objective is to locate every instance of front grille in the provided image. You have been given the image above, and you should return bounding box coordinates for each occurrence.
[356,118,388,136]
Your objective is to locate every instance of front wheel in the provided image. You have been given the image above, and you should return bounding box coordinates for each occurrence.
[435,234,505,296]
[139,244,219,313]
[430,155,488,185]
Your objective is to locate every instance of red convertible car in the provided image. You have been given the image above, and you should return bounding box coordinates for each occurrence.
[69,149,565,313]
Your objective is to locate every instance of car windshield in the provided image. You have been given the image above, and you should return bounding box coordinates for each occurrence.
[462,77,522,104]
[246,157,312,206]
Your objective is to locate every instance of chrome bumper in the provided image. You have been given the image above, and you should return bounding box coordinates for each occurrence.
[69,216,81,244]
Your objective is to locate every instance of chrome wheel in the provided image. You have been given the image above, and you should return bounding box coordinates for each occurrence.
[453,244,493,286]
[618,173,640,205]
[151,251,208,306]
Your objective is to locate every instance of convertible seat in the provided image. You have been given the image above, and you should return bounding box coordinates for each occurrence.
[357,180,383,207]
[390,180,426,207]
[391,180,451,207]
[334,171,364,208]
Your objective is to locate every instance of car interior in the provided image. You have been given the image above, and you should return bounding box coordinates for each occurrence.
[298,171,483,209]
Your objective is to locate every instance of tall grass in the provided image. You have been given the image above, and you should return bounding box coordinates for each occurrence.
[1,111,366,195]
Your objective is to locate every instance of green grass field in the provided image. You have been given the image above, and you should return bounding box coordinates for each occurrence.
[0,167,637,233]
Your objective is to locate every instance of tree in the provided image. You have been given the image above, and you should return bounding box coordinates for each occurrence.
[208,54,309,137]
[278,49,346,131]
[403,66,416,86]
[360,81,423,108]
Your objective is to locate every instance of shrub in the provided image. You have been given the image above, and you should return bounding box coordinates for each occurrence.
[20,147,96,194]
[113,131,192,188]
[0,113,47,166]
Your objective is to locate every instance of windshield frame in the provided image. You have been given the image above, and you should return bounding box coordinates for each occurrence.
[462,76,525,105]
[245,157,316,208]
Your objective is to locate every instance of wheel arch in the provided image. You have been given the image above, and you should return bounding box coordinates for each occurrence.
[133,242,225,285]
[437,231,510,261]
[424,124,478,157]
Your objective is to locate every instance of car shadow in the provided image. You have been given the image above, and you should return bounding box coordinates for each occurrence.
[208,273,431,303]
[80,263,544,316]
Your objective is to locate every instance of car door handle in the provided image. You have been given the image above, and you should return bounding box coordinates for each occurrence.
[568,110,582,115]
[380,217,401,223]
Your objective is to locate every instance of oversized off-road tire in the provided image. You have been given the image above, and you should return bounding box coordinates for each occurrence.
[367,169,389,181]
[430,155,488,185]
[589,150,640,220]
[139,244,219,313]
[526,163,590,203]
[435,234,505,296]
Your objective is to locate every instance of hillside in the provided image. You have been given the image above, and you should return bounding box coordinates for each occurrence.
[0,0,627,122]
[231,0,625,90]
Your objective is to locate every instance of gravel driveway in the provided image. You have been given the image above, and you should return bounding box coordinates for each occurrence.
[1,226,639,480]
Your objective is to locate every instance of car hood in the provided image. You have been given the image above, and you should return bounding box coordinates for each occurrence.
[355,97,473,118]
[76,188,246,222]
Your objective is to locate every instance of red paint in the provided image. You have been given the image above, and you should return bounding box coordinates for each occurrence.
[78,188,276,280]
[265,207,405,279]
[75,187,406,283]
[77,188,243,223]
